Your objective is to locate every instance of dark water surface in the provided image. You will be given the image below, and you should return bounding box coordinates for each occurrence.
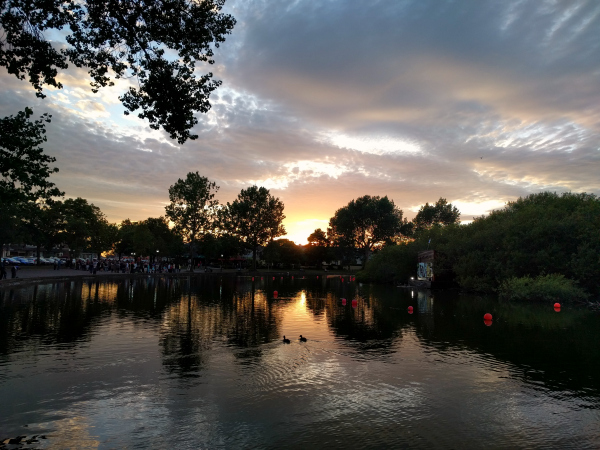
[1,275,599,449]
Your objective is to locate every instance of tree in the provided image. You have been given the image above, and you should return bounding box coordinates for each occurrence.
[329,195,403,268]
[307,228,329,247]
[21,199,64,264]
[306,228,331,268]
[143,216,184,258]
[221,185,286,270]
[264,239,303,269]
[413,197,460,232]
[165,172,219,271]
[61,197,111,258]
[0,108,63,250]
[0,0,236,144]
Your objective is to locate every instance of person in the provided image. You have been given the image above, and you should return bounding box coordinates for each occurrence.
[11,265,17,278]
[0,264,6,279]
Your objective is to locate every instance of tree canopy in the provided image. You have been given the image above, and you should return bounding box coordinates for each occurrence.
[0,107,61,204]
[0,107,62,249]
[61,197,113,257]
[329,195,403,267]
[413,197,460,232]
[165,172,219,269]
[0,0,236,143]
[221,185,286,270]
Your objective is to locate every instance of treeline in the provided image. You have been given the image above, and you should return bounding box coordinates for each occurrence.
[1,109,286,266]
[360,192,600,300]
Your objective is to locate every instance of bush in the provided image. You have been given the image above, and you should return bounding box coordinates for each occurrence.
[498,274,589,302]
[356,244,418,284]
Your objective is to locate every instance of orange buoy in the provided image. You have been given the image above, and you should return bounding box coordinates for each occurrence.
[484,319,493,327]
[408,306,413,314]
[351,300,357,308]
[483,313,492,321]
[554,302,561,308]
[273,290,278,298]
[342,298,346,305]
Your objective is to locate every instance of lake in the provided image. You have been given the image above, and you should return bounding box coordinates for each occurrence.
[1,275,599,449]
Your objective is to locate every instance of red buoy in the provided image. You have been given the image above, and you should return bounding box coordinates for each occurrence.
[408,306,414,314]
[483,313,492,321]
[252,277,254,281]
[554,302,561,308]
[272,277,275,280]
[273,290,278,298]
[484,319,493,327]
[351,299,358,308]
[342,298,347,305]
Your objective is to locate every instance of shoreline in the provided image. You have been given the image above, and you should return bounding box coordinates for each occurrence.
[0,266,357,290]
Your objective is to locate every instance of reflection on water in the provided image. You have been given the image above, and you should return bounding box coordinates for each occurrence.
[1,276,599,449]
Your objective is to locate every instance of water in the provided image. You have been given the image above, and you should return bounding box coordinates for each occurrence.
[1,275,599,449]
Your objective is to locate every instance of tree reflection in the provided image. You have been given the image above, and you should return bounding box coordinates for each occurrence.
[158,278,284,375]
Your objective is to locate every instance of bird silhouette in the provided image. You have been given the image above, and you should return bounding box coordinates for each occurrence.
[299,335,307,342]
[283,336,291,344]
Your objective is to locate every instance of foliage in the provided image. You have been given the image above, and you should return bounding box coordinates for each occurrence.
[221,185,286,270]
[21,199,64,263]
[197,233,244,262]
[499,274,589,302]
[0,0,235,144]
[356,243,419,284]
[307,228,329,246]
[264,239,303,268]
[115,216,182,259]
[305,228,332,267]
[165,172,219,268]
[328,195,403,268]
[0,108,62,247]
[413,197,460,233]
[61,197,113,257]
[434,192,600,296]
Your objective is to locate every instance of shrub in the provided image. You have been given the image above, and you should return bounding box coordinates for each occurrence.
[498,274,589,302]
[356,244,418,284]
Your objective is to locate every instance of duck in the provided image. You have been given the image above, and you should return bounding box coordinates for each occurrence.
[299,335,307,342]
[282,335,291,344]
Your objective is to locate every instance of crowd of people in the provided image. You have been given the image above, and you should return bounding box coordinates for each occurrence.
[75,259,184,274]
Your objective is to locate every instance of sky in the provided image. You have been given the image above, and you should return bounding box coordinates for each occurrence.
[1,0,599,244]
